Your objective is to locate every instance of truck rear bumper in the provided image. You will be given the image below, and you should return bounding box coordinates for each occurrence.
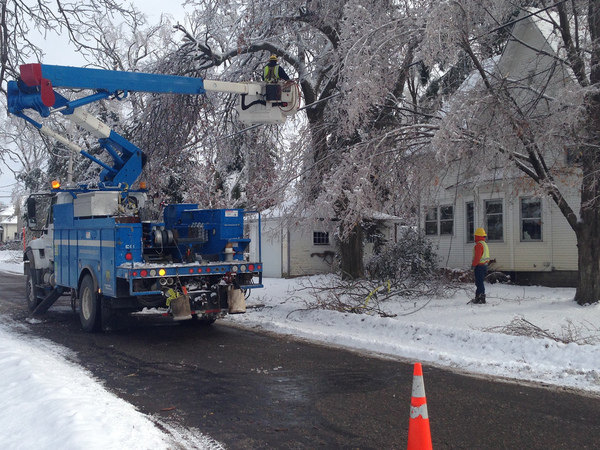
[116,261,263,296]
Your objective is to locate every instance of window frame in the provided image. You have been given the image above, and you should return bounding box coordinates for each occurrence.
[439,205,454,235]
[466,201,474,243]
[313,231,330,246]
[424,205,454,236]
[425,207,438,236]
[520,197,543,242]
[484,199,504,242]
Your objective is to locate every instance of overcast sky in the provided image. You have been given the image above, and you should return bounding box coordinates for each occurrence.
[42,0,189,64]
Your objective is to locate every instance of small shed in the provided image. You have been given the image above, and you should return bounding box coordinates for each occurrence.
[247,209,404,278]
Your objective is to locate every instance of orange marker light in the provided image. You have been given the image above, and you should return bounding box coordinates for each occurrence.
[139,182,147,189]
[51,180,61,189]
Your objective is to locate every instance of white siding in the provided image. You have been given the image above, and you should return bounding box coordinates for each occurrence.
[549,195,579,271]
[289,228,336,277]
[424,183,579,274]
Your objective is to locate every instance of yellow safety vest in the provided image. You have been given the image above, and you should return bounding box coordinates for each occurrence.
[473,241,490,265]
[264,65,280,82]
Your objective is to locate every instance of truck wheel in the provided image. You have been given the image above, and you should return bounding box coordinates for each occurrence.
[26,268,42,312]
[79,275,101,332]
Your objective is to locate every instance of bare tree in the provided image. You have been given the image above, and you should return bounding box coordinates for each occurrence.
[0,0,142,90]
[168,0,430,278]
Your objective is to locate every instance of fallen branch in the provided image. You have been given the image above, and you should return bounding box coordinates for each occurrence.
[483,316,600,345]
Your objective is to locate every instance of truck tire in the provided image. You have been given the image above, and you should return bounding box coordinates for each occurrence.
[79,275,101,332]
[26,268,42,312]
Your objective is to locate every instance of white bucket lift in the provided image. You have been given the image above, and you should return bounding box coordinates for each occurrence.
[236,81,300,124]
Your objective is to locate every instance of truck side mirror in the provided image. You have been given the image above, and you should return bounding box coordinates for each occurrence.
[26,197,37,228]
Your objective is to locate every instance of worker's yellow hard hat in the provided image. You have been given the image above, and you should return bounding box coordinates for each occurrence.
[474,227,487,237]
[269,54,278,61]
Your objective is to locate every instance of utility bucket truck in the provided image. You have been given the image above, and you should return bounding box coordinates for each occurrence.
[8,63,299,332]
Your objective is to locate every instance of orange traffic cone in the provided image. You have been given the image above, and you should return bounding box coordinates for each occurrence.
[407,362,432,450]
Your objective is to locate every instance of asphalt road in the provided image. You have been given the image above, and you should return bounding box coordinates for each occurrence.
[2,271,600,449]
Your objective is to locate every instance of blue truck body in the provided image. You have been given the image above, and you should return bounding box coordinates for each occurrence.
[52,202,262,298]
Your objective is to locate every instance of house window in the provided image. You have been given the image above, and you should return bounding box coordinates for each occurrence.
[439,206,454,235]
[521,198,542,241]
[425,208,438,235]
[313,231,330,245]
[466,202,474,243]
[425,206,454,236]
[485,199,503,241]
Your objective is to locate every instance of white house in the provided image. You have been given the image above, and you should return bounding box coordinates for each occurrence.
[422,9,580,287]
[0,205,20,243]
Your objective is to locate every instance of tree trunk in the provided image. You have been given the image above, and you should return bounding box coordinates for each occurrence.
[338,223,364,280]
[575,0,600,304]
[303,78,369,280]
[575,225,600,305]
[575,96,600,305]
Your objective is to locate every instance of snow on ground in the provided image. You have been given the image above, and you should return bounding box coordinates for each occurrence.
[0,249,22,275]
[1,249,600,448]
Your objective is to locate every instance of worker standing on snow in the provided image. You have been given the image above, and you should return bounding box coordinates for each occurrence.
[263,55,290,82]
[471,228,490,304]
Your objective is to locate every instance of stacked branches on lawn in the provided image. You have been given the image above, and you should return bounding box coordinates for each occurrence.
[483,316,600,345]
[366,228,439,288]
[296,229,458,317]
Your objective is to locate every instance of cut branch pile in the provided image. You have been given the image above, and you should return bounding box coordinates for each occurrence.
[483,316,600,345]
[291,275,461,318]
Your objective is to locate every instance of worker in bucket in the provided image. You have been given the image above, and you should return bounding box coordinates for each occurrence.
[471,228,490,304]
[263,55,290,82]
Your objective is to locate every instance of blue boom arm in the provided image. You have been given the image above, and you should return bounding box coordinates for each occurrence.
[7,64,211,188]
